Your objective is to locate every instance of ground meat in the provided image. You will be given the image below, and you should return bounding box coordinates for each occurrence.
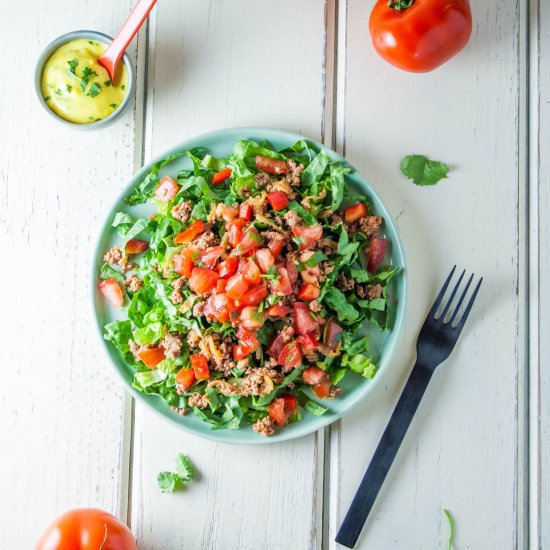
[253,416,275,436]
[160,333,183,359]
[240,369,273,397]
[207,334,237,375]
[188,393,210,409]
[125,275,143,292]
[309,300,323,313]
[186,329,201,350]
[330,213,343,226]
[328,385,343,399]
[171,201,193,223]
[120,260,137,273]
[267,179,296,199]
[236,357,251,371]
[170,405,187,416]
[283,210,301,228]
[317,238,338,256]
[170,289,184,304]
[357,283,383,300]
[285,160,304,187]
[261,230,289,248]
[318,262,334,283]
[128,339,152,362]
[194,229,220,250]
[193,300,207,317]
[103,246,123,265]
[254,173,271,187]
[245,366,285,385]
[172,276,185,290]
[281,293,297,308]
[337,273,355,291]
[358,215,383,238]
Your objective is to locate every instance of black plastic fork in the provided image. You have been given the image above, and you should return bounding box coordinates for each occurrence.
[335,266,483,548]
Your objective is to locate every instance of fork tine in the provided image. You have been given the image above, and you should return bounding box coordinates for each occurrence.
[427,266,456,319]
[438,269,465,321]
[449,273,474,325]
[453,277,483,332]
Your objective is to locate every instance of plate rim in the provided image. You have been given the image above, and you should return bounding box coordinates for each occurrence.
[91,126,408,444]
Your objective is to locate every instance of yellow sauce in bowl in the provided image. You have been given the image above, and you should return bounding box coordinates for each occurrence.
[41,38,128,124]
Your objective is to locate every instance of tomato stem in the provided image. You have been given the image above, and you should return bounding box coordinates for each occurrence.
[387,0,414,11]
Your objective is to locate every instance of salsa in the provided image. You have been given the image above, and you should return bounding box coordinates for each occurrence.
[41,38,128,124]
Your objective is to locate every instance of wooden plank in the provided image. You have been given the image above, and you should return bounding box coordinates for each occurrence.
[0,1,144,547]
[129,1,329,548]
[330,1,527,548]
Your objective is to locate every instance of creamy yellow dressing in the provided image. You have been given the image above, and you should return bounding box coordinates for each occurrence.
[41,39,128,124]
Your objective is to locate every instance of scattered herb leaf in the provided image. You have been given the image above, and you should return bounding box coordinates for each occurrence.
[157,453,195,493]
[400,154,450,186]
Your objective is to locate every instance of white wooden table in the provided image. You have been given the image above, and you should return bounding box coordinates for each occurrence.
[1,1,547,548]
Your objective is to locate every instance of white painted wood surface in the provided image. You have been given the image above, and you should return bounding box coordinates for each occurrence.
[0,0,544,548]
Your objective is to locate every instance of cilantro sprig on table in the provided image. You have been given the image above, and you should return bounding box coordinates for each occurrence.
[400,154,450,186]
[157,453,195,493]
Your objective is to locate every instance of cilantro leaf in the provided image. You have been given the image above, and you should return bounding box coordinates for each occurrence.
[175,453,195,482]
[67,59,78,74]
[86,82,102,97]
[156,472,178,493]
[157,453,196,493]
[400,155,449,186]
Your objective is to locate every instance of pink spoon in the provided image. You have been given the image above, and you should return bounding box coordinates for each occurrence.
[98,0,157,81]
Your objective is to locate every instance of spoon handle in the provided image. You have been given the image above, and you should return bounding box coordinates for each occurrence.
[98,0,157,80]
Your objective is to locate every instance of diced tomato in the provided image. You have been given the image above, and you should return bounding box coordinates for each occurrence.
[269,267,293,296]
[174,220,205,244]
[302,366,329,386]
[190,353,210,380]
[265,304,291,318]
[227,299,241,322]
[239,203,253,220]
[189,267,219,294]
[286,256,298,284]
[367,237,387,273]
[239,260,262,284]
[297,333,318,350]
[155,176,180,202]
[225,273,249,301]
[291,224,323,251]
[238,284,268,307]
[216,279,227,293]
[268,394,298,427]
[325,319,344,349]
[255,155,289,175]
[278,341,303,369]
[313,380,332,399]
[212,167,232,185]
[227,221,244,248]
[236,326,259,348]
[125,239,149,255]
[344,202,368,223]
[175,368,195,389]
[233,344,255,360]
[297,283,320,301]
[267,331,288,358]
[217,257,239,279]
[138,347,166,369]
[299,251,321,284]
[238,227,263,255]
[99,278,123,308]
[293,302,319,335]
[239,306,264,329]
[267,236,284,258]
[255,248,275,274]
[200,246,224,269]
[173,250,194,278]
[204,293,230,323]
[267,191,289,211]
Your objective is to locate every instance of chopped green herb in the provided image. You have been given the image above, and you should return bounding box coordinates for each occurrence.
[443,509,454,550]
[121,84,126,90]
[66,84,72,93]
[104,80,112,87]
[86,82,102,98]
[157,453,195,494]
[44,96,51,101]
[67,59,78,74]
[400,154,450,186]
[110,103,117,109]
[54,88,62,96]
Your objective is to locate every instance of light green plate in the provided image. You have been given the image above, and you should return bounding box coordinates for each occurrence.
[91,127,408,444]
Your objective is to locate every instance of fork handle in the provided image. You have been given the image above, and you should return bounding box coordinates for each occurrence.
[335,362,433,548]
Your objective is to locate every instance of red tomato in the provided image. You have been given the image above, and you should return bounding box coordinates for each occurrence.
[313,380,332,399]
[125,239,149,255]
[239,306,264,329]
[239,259,262,284]
[236,326,259,348]
[174,220,205,244]
[344,202,368,223]
[238,227,263,255]
[217,257,239,278]
[267,331,288,358]
[267,191,289,211]
[299,251,321,284]
[155,176,180,202]
[269,267,293,296]
[265,304,291,318]
[190,353,210,380]
[278,341,303,368]
[268,236,284,258]
[291,224,323,250]
[35,508,137,550]
[212,167,232,185]
[293,302,319,335]
[138,347,166,368]
[302,366,329,386]
[173,250,194,278]
[284,257,298,285]
[369,0,472,73]
[216,279,227,293]
[239,203,253,220]
[204,293,230,323]
[99,279,123,308]
[297,283,320,301]
[255,248,275,274]
[255,155,289,175]
[297,333,318,350]
[233,344,255,360]
[189,267,219,294]
[200,246,224,269]
[226,273,249,301]
[367,237,387,273]
[238,284,268,307]
[227,221,243,248]
[325,319,344,349]
[268,395,298,427]
[175,368,195,389]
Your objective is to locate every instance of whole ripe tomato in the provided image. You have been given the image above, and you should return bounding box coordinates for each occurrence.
[35,508,136,550]
[369,0,472,73]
